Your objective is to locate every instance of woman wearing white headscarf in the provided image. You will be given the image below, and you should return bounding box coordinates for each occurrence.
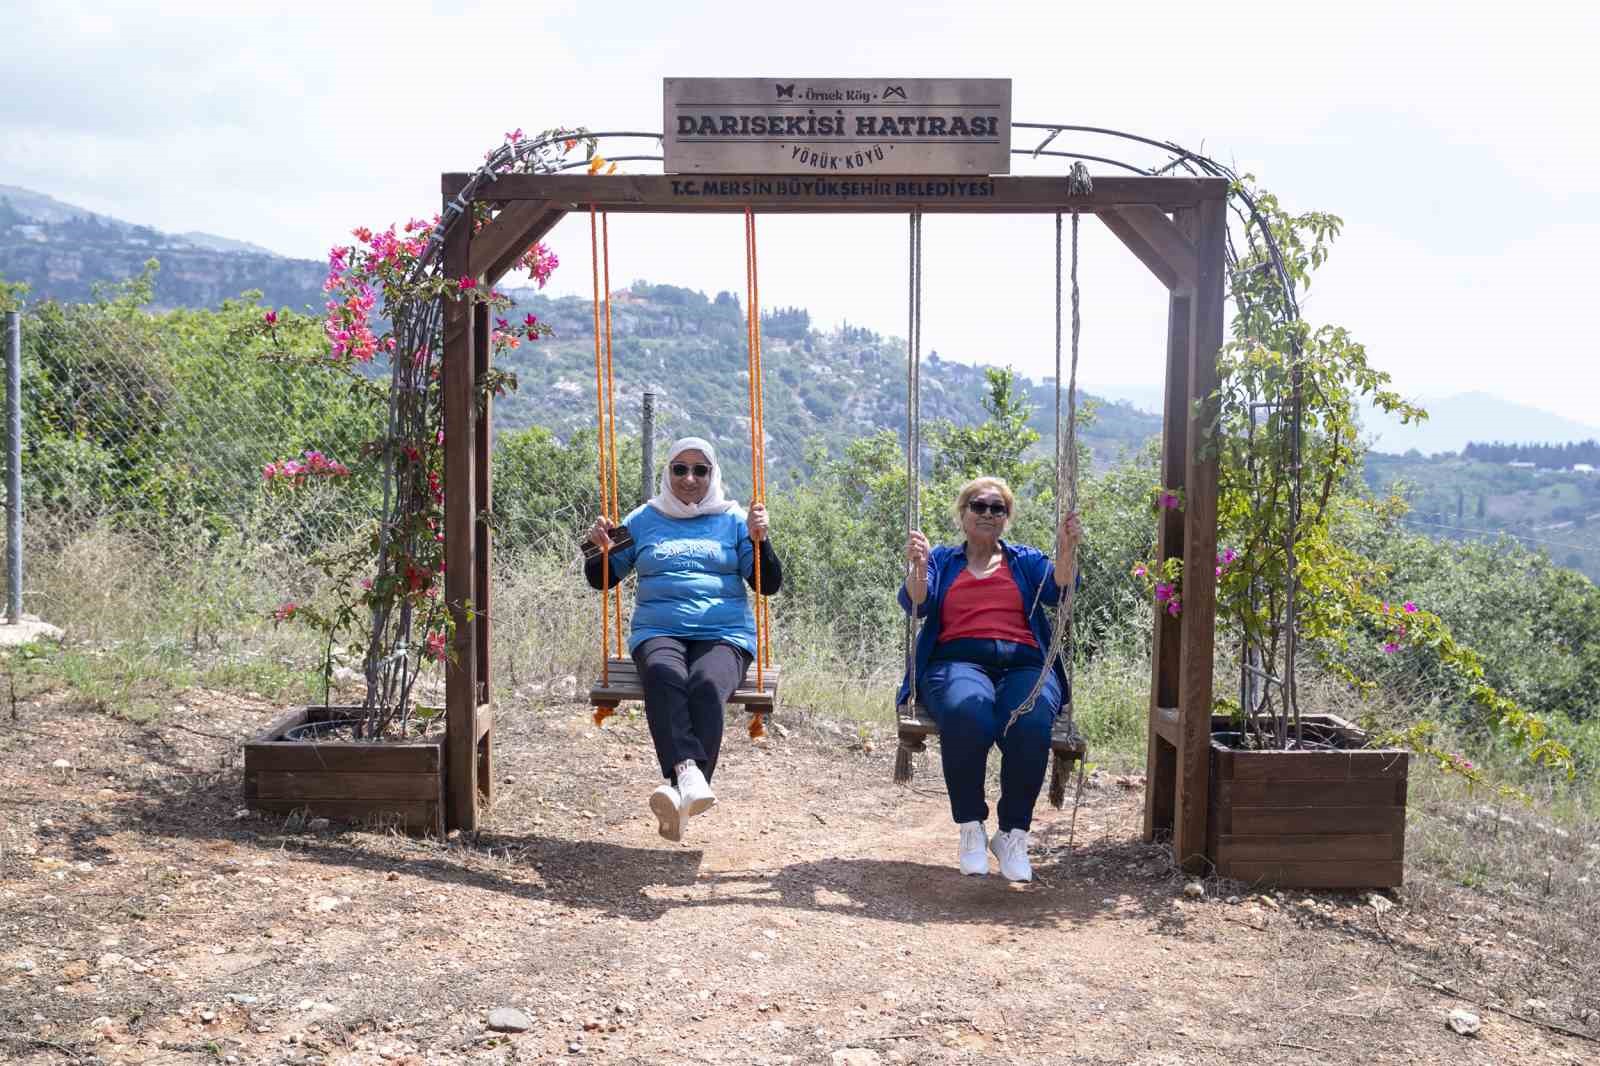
[584,437,783,842]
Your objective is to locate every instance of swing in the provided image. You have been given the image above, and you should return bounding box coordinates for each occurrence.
[587,207,781,737]
[894,166,1093,811]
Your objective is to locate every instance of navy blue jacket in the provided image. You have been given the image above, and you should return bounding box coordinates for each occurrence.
[895,540,1074,708]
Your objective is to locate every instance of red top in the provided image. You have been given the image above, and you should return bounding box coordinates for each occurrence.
[937,564,1039,647]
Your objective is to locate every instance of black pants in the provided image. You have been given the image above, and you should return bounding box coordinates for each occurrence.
[632,636,752,785]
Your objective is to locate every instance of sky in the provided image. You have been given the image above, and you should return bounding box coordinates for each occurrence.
[3,0,1598,431]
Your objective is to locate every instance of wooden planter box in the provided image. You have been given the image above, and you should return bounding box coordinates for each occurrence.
[243,706,447,837]
[1207,713,1408,889]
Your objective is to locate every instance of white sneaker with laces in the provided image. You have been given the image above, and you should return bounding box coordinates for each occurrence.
[957,820,989,876]
[649,784,682,842]
[989,828,1033,882]
[675,760,716,819]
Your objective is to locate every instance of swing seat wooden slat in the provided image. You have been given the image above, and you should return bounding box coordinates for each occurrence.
[590,656,780,712]
[896,709,1086,758]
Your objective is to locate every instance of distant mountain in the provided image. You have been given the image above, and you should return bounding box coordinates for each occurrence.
[492,284,1162,483]
[1364,391,1600,457]
[0,184,326,312]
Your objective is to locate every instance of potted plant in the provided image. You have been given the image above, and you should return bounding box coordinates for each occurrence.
[1136,183,1571,887]
[241,128,588,833]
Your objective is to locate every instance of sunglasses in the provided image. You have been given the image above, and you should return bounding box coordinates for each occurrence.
[670,463,712,478]
[967,498,1009,517]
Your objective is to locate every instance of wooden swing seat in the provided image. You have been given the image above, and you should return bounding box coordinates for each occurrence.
[589,656,781,714]
[896,708,1086,760]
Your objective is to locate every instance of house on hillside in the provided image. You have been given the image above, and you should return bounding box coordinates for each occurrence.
[1574,463,1596,475]
[1508,461,1536,469]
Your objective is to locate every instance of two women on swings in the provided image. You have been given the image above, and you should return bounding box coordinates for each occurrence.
[584,439,1081,883]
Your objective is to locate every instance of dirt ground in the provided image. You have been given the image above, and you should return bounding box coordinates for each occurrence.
[2,690,1597,1066]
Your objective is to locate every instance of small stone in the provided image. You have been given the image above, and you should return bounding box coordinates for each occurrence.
[1522,998,1548,1013]
[385,871,399,881]
[1447,1008,1482,1036]
[831,1050,883,1066]
[227,993,258,1005]
[1226,895,1241,905]
[51,759,72,770]
[200,1009,217,1022]
[487,1007,534,1033]
[1182,881,1205,899]
[89,1015,114,1028]
[1256,895,1279,910]
[1367,892,1395,914]
[312,896,342,912]
[307,818,331,831]
[13,958,37,972]
[614,1001,634,1014]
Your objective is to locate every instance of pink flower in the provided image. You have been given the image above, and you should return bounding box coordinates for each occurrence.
[1154,582,1173,603]
[1402,601,1418,613]
[1166,596,1181,617]
[263,310,277,326]
[1132,563,1147,578]
[1382,641,1400,654]
[458,276,477,290]
[425,631,448,662]
[272,602,297,622]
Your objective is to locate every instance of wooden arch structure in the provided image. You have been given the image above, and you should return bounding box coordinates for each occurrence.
[437,167,1226,871]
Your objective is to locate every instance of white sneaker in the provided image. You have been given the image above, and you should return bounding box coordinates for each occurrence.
[957,821,989,876]
[675,761,716,820]
[649,784,682,842]
[989,828,1033,882]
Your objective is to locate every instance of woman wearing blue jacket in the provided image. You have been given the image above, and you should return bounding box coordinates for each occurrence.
[585,437,782,844]
[899,476,1082,882]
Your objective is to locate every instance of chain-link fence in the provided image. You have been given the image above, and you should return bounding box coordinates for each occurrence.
[1,296,383,614]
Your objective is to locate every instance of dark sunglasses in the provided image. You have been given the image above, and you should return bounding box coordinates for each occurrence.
[967,498,1009,517]
[670,462,711,478]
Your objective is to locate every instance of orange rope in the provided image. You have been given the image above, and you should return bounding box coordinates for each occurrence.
[743,208,767,686]
[588,206,612,681]
[601,213,623,650]
[749,211,771,669]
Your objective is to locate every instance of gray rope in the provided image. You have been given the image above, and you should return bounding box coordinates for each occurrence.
[1004,163,1091,738]
[901,209,923,718]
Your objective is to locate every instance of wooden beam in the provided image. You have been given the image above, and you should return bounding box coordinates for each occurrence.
[468,200,555,280]
[1173,196,1227,873]
[442,209,479,834]
[1101,206,1199,292]
[442,173,1229,214]
[484,207,566,288]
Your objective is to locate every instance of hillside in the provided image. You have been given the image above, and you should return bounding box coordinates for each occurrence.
[494,283,1162,483]
[0,185,326,312]
[1365,450,1600,580]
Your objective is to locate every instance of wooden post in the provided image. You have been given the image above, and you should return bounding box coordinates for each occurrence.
[1143,280,1191,842]
[442,207,480,833]
[472,301,494,810]
[1172,196,1226,871]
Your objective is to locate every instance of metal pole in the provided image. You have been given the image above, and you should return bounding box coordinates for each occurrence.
[5,310,21,623]
[640,390,655,505]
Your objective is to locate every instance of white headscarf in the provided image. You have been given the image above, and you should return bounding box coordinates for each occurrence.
[647,436,742,520]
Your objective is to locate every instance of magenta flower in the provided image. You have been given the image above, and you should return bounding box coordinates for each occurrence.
[1382,641,1400,654]
[1402,601,1418,614]
[458,276,477,290]
[263,310,277,326]
[1133,563,1147,578]
[1166,597,1181,618]
[1154,582,1173,603]
[1157,491,1179,510]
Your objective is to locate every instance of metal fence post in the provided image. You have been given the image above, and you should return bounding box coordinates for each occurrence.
[5,309,21,623]
[640,390,655,504]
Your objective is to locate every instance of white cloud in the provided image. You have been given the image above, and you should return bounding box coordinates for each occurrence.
[2,0,1596,428]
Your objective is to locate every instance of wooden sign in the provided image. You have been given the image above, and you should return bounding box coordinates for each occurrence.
[664,77,1012,176]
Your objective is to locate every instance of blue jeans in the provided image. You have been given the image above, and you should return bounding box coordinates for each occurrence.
[918,638,1062,833]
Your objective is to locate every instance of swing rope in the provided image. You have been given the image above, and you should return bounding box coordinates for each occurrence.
[1001,163,1093,807]
[892,209,924,785]
[743,208,771,729]
[588,207,615,684]
[601,212,623,653]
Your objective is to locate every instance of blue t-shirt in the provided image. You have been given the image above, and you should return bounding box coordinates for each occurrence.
[606,503,759,655]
